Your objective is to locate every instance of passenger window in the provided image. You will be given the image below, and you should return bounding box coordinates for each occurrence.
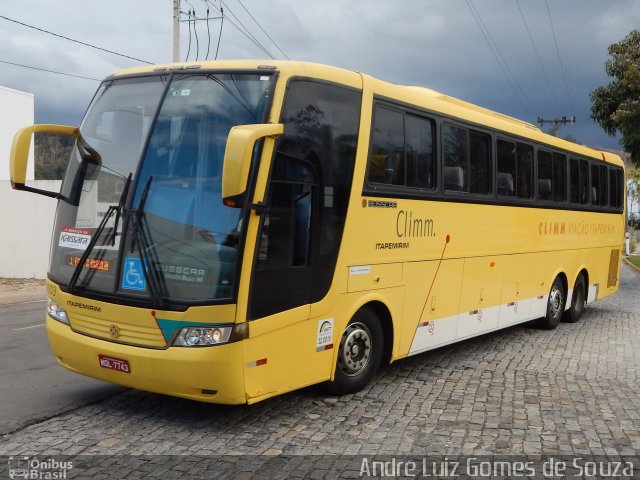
[552,153,566,202]
[537,150,552,201]
[497,140,516,197]
[609,167,623,209]
[368,106,435,189]
[443,124,468,192]
[570,158,580,203]
[368,107,404,185]
[579,159,589,205]
[470,131,491,194]
[516,143,533,199]
[600,166,608,207]
[405,115,435,189]
[591,164,609,207]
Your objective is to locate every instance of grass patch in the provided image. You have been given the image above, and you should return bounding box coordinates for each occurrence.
[628,256,640,268]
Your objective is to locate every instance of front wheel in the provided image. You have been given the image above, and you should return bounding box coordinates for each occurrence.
[327,307,384,395]
[536,276,565,330]
[564,274,586,323]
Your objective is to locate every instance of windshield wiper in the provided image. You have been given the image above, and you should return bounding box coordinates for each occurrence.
[68,173,132,293]
[127,176,168,308]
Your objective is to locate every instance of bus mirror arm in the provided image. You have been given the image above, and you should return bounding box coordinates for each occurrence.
[222,123,284,206]
[10,124,79,199]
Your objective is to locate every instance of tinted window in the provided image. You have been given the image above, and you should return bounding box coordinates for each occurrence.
[251,80,361,318]
[570,158,580,203]
[497,140,532,198]
[516,143,533,199]
[580,159,589,205]
[368,107,404,185]
[537,150,553,201]
[406,115,435,188]
[368,106,434,189]
[443,124,468,192]
[443,125,490,194]
[609,167,623,210]
[552,153,566,202]
[497,140,516,196]
[470,131,491,194]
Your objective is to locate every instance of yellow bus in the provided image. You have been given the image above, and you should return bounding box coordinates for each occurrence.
[10,61,624,404]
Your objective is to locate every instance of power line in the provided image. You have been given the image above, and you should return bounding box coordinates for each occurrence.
[233,0,289,59]
[545,0,574,113]
[0,59,101,81]
[0,14,153,65]
[207,0,276,59]
[514,0,563,116]
[465,0,536,119]
[220,0,276,58]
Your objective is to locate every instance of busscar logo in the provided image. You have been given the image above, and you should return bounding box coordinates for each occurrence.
[366,199,397,209]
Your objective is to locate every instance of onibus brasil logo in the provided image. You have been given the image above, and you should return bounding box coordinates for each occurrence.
[8,456,72,479]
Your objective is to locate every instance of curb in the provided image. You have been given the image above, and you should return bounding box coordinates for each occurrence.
[623,256,640,273]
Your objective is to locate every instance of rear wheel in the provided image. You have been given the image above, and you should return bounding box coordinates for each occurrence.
[327,307,383,395]
[564,274,586,323]
[537,276,565,330]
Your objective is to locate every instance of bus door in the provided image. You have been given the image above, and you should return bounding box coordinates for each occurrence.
[242,79,362,401]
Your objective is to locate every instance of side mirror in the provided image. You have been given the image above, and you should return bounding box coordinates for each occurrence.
[222,123,284,207]
[10,124,78,198]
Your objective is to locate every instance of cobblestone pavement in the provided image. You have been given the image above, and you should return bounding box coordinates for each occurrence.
[1,264,639,478]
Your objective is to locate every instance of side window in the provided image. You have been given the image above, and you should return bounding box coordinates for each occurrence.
[552,153,566,202]
[537,150,553,201]
[470,131,491,194]
[600,166,609,207]
[497,140,516,197]
[591,164,600,205]
[443,124,468,192]
[609,167,623,210]
[570,158,580,204]
[367,106,435,189]
[368,107,404,185]
[405,115,435,188]
[516,143,533,199]
[497,140,532,198]
[591,163,609,207]
[579,159,589,205]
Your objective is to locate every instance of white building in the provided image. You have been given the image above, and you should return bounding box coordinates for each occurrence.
[0,85,60,278]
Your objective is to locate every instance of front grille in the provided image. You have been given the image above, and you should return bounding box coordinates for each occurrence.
[70,312,166,347]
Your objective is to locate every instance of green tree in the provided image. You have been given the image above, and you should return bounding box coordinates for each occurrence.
[590,30,640,166]
[34,132,74,180]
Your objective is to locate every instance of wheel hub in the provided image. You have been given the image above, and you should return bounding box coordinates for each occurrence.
[338,322,372,377]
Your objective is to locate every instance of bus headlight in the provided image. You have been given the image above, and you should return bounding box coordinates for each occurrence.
[173,326,235,346]
[47,299,69,325]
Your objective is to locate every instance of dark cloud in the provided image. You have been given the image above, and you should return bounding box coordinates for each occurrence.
[1,0,638,150]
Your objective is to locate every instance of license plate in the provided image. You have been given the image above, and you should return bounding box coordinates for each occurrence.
[98,354,131,373]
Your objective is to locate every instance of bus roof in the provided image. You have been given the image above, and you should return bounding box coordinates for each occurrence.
[109,60,624,168]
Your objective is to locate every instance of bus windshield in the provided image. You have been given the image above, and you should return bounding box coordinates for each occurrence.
[50,72,274,305]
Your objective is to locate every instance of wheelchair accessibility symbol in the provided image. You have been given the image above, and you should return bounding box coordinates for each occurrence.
[122,257,147,291]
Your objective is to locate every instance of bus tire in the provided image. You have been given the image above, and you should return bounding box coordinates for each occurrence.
[564,274,586,323]
[327,307,383,395]
[537,276,565,330]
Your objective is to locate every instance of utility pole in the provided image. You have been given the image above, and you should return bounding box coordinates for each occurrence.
[537,116,576,136]
[172,0,180,62]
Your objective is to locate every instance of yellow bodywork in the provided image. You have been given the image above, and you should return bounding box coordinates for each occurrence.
[39,60,624,404]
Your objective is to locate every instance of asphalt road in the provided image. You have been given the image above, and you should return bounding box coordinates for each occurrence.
[0,300,124,435]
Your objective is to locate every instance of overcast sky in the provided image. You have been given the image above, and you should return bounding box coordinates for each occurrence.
[1,0,639,150]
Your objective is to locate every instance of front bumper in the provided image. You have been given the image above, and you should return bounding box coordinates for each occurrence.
[46,316,247,404]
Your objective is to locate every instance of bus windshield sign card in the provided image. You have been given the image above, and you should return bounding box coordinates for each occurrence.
[122,257,146,291]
